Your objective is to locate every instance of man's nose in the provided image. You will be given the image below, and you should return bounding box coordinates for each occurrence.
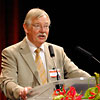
[39,26,46,32]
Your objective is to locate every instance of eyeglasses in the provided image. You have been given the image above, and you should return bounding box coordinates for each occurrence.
[31,24,50,30]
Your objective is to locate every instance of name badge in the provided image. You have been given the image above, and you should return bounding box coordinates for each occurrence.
[49,68,61,78]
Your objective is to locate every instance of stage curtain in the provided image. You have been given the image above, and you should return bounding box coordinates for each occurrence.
[0,0,20,99]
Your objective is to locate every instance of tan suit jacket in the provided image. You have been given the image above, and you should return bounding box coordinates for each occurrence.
[0,37,90,99]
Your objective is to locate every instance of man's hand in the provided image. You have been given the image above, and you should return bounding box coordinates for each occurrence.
[19,87,32,100]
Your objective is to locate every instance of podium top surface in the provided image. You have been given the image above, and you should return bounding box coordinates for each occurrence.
[27,77,97,100]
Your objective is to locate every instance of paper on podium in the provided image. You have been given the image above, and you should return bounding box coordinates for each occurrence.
[27,77,97,100]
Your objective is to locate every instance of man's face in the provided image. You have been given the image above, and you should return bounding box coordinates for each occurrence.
[24,15,50,47]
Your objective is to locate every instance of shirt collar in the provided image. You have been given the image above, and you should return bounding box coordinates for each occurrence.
[26,36,44,52]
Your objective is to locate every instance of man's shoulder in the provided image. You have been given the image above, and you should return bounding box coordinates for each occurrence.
[2,38,25,53]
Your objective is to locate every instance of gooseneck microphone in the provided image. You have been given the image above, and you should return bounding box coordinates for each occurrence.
[48,45,60,80]
[76,46,100,64]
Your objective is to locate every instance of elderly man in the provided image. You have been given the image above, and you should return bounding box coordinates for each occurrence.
[0,8,91,100]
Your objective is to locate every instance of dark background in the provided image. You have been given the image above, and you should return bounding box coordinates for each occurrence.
[0,0,100,99]
[20,0,100,75]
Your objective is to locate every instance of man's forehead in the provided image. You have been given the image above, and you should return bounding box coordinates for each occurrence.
[32,15,50,24]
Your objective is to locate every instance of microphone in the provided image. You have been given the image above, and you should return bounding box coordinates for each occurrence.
[76,46,92,57]
[48,45,60,80]
[76,46,100,64]
[48,45,62,90]
[48,45,55,57]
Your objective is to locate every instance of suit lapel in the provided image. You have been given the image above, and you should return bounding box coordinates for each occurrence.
[19,38,41,85]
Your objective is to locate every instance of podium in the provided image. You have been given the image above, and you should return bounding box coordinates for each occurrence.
[27,77,97,100]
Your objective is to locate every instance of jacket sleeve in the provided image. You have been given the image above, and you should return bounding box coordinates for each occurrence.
[0,48,24,99]
[61,48,91,78]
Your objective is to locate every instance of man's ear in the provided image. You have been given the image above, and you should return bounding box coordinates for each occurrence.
[23,24,28,33]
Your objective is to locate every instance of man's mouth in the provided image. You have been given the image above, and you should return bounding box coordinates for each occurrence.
[38,34,45,38]
[37,33,47,39]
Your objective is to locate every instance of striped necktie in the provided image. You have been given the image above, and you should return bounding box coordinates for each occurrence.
[35,48,47,85]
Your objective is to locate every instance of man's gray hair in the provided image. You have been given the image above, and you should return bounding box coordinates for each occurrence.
[23,8,51,25]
